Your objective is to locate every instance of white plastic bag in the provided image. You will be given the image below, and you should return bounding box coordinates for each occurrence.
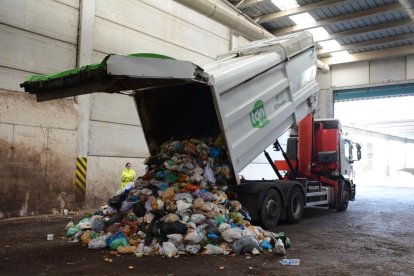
[185,244,201,255]
[204,244,225,255]
[190,214,206,225]
[221,227,243,243]
[88,234,110,249]
[273,238,286,256]
[177,200,192,211]
[159,242,178,258]
[184,230,203,244]
[167,234,184,248]
[218,223,231,233]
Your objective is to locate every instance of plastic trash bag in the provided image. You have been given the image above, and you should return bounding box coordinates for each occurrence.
[174,193,193,202]
[106,213,123,226]
[117,245,137,254]
[194,189,215,201]
[204,244,225,255]
[192,198,204,210]
[120,200,134,213]
[109,238,129,250]
[203,163,216,183]
[184,230,203,244]
[177,200,192,211]
[159,242,177,258]
[231,236,261,255]
[66,227,81,237]
[273,238,286,255]
[161,187,175,201]
[218,223,231,233]
[167,234,184,248]
[78,218,92,230]
[88,234,110,249]
[81,231,97,244]
[214,215,226,226]
[107,193,127,210]
[260,240,273,250]
[107,231,129,249]
[221,227,243,243]
[162,213,180,223]
[190,214,206,225]
[92,218,107,233]
[185,244,201,255]
[158,221,188,235]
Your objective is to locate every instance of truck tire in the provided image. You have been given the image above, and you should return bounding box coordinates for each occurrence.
[336,182,350,212]
[286,187,304,224]
[259,189,281,229]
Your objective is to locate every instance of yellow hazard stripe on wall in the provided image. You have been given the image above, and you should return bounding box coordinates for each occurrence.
[75,157,87,192]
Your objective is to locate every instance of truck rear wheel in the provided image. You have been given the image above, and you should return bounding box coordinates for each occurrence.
[259,189,281,229]
[287,187,304,224]
[336,182,350,211]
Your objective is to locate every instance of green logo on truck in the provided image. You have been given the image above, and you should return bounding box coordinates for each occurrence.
[250,100,270,128]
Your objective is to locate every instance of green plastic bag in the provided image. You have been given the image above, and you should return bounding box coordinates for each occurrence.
[109,238,129,250]
[214,215,226,226]
[66,227,81,237]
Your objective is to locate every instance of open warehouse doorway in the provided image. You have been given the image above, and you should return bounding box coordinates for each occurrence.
[334,83,414,188]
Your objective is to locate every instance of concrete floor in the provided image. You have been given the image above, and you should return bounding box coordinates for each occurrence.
[1,185,413,275]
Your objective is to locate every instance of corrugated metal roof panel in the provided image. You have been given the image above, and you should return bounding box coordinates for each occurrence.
[336,24,414,45]
[296,0,321,5]
[349,39,414,53]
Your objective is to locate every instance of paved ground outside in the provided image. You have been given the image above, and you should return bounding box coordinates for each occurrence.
[1,185,413,275]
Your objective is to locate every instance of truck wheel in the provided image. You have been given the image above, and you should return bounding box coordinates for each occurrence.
[259,189,281,229]
[336,184,350,212]
[287,187,304,224]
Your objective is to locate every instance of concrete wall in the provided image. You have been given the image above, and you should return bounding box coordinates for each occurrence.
[0,0,80,217]
[0,0,233,215]
[316,55,414,118]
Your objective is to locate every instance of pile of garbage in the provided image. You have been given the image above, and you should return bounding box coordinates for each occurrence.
[65,137,291,257]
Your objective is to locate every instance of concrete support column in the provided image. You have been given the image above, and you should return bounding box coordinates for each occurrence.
[316,70,334,118]
[75,0,95,206]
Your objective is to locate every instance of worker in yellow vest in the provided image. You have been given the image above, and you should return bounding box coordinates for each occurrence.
[121,162,136,189]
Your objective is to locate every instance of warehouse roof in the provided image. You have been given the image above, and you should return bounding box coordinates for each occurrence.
[228,0,414,65]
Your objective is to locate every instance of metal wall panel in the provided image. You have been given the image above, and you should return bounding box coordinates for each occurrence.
[370,57,405,83]
[93,17,214,66]
[0,24,76,74]
[90,93,141,126]
[332,62,370,86]
[0,0,79,44]
[88,120,149,157]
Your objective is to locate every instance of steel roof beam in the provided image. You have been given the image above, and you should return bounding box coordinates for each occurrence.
[314,18,413,42]
[318,33,414,55]
[320,44,414,65]
[271,3,402,36]
[237,0,269,10]
[256,0,348,24]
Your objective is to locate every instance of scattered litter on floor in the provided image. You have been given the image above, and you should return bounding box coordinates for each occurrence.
[64,138,291,257]
[279,259,300,266]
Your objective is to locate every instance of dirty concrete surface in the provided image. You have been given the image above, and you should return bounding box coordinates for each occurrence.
[1,185,413,275]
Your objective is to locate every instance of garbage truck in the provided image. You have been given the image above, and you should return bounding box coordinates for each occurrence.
[21,32,361,229]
